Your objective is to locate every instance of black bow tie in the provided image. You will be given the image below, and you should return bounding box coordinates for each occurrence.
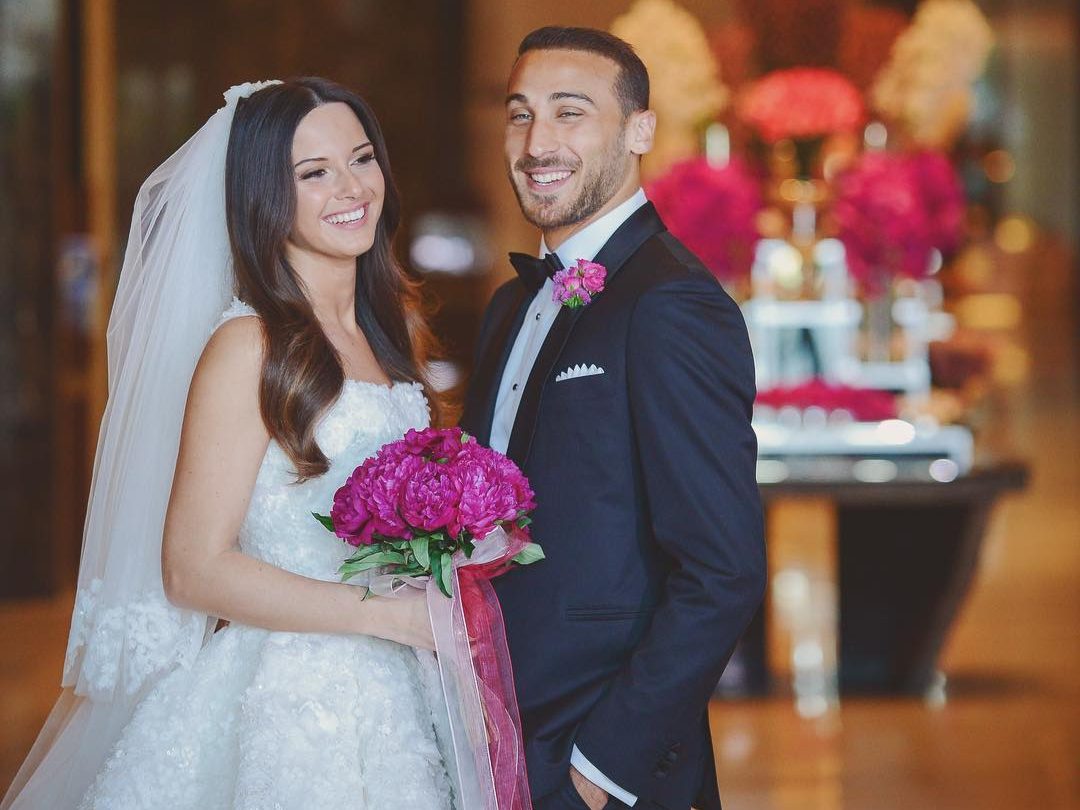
[509,251,564,293]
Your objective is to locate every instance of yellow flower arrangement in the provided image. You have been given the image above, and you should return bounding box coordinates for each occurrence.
[611,0,728,179]
[871,0,994,149]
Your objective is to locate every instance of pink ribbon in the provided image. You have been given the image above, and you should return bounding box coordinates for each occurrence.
[425,526,533,810]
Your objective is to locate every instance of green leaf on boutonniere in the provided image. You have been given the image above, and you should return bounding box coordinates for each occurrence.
[460,537,475,559]
[409,536,431,570]
[516,515,533,529]
[312,512,335,533]
[511,542,545,566]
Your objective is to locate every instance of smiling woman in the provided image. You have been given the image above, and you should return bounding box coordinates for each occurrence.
[2,77,458,810]
[224,80,440,480]
[290,106,384,263]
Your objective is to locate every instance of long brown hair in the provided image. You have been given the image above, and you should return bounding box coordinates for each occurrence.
[225,77,440,480]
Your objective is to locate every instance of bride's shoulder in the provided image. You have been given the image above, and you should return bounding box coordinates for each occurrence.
[194,301,263,395]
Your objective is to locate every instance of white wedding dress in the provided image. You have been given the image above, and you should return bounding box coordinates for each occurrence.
[71,302,457,809]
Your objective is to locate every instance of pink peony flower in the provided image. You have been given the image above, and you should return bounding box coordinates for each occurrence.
[352,447,422,539]
[450,443,536,540]
[400,460,460,532]
[401,426,467,462]
[330,473,374,547]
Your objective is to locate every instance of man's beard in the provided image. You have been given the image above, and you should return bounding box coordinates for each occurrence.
[509,131,628,231]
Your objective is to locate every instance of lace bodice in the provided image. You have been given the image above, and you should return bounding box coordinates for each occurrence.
[242,379,430,577]
[222,299,432,578]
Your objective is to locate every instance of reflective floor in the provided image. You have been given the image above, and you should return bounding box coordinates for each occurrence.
[711,384,1079,808]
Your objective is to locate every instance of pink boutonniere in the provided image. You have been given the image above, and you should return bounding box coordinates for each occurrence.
[552,259,607,309]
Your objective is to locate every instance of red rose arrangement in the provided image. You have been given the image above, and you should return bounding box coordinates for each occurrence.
[738,67,865,143]
[757,378,898,422]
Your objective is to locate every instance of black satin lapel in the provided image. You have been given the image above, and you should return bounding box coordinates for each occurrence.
[504,202,667,466]
[466,285,531,446]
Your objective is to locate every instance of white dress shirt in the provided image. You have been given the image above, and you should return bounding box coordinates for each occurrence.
[489,188,648,807]
[488,188,648,456]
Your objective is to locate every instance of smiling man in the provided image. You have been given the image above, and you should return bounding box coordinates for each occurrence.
[462,27,766,810]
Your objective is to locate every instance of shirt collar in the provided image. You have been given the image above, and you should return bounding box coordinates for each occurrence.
[539,188,648,265]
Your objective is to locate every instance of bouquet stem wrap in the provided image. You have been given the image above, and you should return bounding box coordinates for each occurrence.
[370,526,531,809]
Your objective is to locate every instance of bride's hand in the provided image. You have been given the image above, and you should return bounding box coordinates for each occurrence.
[365,587,436,651]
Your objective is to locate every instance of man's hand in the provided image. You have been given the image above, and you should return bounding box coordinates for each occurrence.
[570,765,609,810]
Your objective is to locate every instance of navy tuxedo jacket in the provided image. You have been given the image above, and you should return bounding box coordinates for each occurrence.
[461,203,766,810]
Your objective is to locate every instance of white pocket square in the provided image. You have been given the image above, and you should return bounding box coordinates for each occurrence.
[555,363,606,382]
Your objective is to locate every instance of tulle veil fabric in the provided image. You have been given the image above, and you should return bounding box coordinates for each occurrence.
[1,81,279,810]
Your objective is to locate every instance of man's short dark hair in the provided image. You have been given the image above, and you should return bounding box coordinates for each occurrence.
[517,26,650,117]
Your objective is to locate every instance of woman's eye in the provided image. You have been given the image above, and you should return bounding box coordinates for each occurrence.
[300,168,327,180]
[352,152,376,166]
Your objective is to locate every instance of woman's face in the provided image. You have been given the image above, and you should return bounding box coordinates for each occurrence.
[288,101,385,265]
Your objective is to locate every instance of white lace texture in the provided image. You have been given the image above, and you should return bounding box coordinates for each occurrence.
[64,579,208,697]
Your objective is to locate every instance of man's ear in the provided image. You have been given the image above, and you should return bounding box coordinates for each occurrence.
[627,109,656,156]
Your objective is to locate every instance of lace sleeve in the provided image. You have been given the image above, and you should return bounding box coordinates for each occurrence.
[215,297,258,328]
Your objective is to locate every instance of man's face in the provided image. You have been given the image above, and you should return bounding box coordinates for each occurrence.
[504,49,650,237]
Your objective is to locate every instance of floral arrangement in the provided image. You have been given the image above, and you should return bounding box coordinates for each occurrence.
[737,67,865,144]
[756,378,898,421]
[647,157,763,282]
[871,0,994,149]
[553,260,607,308]
[611,0,728,178]
[831,150,965,292]
[316,427,542,597]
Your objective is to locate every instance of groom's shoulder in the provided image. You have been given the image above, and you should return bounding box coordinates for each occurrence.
[624,230,732,304]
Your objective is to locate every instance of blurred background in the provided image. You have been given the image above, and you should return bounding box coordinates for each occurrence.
[1,0,1076,807]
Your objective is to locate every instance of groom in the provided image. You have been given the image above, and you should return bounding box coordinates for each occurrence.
[462,26,766,810]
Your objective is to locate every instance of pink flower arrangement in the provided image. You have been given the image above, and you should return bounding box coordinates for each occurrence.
[738,67,865,143]
[832,150,966,292]
[756,378,898,421]
[553,259,607,308]
[316,427,541,597]
[646,157,763,282]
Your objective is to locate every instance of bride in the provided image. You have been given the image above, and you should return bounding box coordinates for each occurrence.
[3,78,461,809]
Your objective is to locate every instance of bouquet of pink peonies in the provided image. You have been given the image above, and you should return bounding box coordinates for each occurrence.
[315,426,543,597]
[316,426,540,809]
